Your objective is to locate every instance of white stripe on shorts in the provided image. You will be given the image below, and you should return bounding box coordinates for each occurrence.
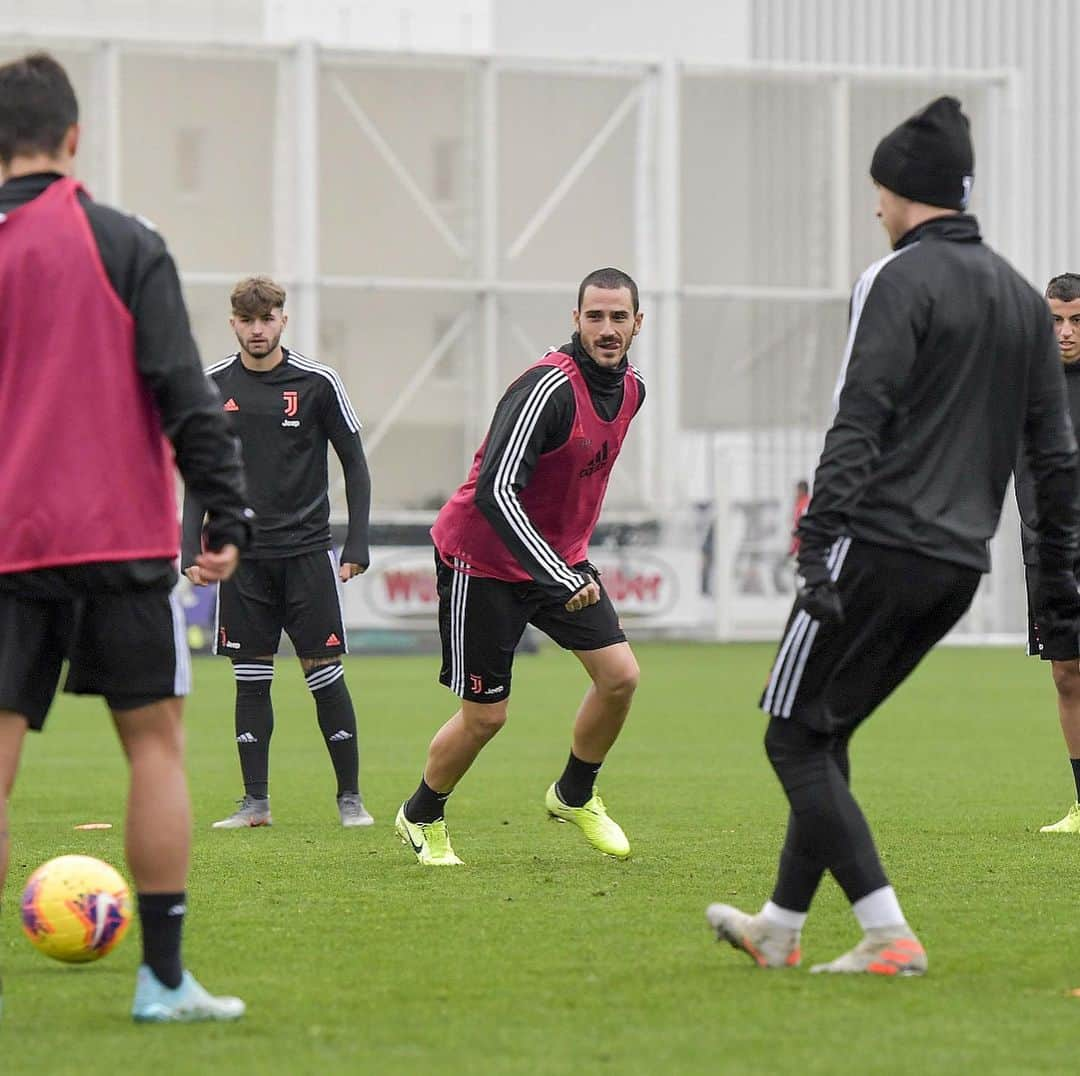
[764,610,812,715]
[780,620,820,718]
[450,558,470,696]
[763,536,852,718]
[327,549,349,654]
[212,582,221,656]
[169,588,192,697]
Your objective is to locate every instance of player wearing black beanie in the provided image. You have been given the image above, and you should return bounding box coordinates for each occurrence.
[706,95,1080,979]
[870,95,974,211]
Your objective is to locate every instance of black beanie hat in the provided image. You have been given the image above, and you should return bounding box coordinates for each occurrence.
[870,96,974,211]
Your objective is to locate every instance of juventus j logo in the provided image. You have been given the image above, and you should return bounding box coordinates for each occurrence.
[469,674,483,694]
[282,390,299,417]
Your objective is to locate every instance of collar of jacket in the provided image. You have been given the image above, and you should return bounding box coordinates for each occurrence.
[564,333,629,399]
[0,170,64,210]
[894,212,981,251]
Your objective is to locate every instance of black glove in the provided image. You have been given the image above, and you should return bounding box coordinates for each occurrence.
[1033,566,1080,636]
[796,547,844,625]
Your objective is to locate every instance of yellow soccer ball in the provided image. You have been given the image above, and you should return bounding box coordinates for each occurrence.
[21,855,131,964]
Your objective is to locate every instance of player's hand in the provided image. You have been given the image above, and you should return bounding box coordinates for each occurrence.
[1034,566,1080,633]
[183,565,208,586]
[340,562,366,583]
[798,580,844,624]
[565,579,601,613]
[796,549,843,624]
[195,544,240,583]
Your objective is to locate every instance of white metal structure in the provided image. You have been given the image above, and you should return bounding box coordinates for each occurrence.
[752,0,1078,286]
[1,10,1026,639]
[749,0,1075,643]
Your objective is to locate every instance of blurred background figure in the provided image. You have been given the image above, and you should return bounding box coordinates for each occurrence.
[789,480,811,557]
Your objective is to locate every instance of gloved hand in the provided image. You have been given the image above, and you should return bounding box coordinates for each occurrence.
[1033,566,1080,636]
[797,547,844,625]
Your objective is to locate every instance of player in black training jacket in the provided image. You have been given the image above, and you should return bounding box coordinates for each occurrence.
[706,97,1080,976]
[182,276,373,829]
[1016,273,1080,833]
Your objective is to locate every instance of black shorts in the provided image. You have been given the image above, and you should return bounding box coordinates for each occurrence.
[0,569,189,730]
[436,551,626,704]
[214,550,347,660]
[760,539,981,735]
[1024,563,1080,661]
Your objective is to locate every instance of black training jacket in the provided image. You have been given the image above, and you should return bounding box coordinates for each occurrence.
[798,214,1079,573]
[1016,364,1080,567]
[180,348,371,568]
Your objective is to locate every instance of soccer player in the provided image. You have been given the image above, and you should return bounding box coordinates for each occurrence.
[0,53,251,1021]
[705,97,1080,975]
[1017,273,1080,833]
[182,277,373,829]
[395,267,645,866]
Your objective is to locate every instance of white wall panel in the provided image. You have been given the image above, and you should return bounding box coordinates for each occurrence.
[751,0,1045,639]
[752,0,1078,286]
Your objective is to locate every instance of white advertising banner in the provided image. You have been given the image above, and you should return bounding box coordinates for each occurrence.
[341,546,709,631]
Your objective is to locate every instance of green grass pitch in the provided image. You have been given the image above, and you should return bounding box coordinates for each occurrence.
[2,642,1079,1074]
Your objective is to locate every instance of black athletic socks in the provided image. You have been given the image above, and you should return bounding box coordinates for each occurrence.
[555,752,602,808]
[306,664,360,797]
[405,778,452,824]
[1071,758,1080,802]
[137,891,186,990]
[233,662,275,799]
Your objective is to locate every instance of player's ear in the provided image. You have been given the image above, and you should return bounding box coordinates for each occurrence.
[572,309,581,332]
[65,123,80,159]
[632,312,643,336]
[281,312,288,331]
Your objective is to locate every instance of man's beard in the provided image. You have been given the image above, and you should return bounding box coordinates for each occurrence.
[239,331,281,358]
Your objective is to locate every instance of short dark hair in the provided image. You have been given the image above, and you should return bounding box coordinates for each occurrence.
[577,267,639,313]
[0,52,79,166]
[1046,274,1080,303]
[230,275,287,318]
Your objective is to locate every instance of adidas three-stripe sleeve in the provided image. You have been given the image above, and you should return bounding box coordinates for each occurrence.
[472,367,591,600]
[797,248,920,551]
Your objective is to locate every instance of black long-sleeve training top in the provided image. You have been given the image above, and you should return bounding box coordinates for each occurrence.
[0,172,250,585]
[1016,364,1080,567]
[181,347,371,569]
[798,214,1079,573]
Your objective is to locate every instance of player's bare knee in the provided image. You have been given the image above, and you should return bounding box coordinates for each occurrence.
[595,657,639,703]
[462,701,508,741]
[125,724,185,769]
[113,698,185,761]
[1051,660,1080,700]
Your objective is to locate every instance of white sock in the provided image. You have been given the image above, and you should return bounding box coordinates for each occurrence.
[851,885,906,931]
[760,900,807,931]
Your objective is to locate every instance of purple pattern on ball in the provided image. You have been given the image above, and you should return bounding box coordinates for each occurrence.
[20,874,51,938]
